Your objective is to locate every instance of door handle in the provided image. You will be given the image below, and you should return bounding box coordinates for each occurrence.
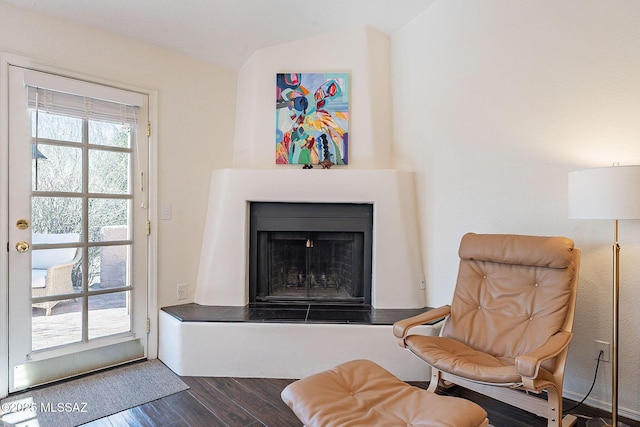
[15,241,30,253]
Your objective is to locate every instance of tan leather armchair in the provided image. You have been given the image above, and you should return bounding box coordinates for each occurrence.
[394,233,580,427]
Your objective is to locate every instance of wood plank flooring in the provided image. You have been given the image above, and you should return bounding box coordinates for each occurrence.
[81,375,640,427]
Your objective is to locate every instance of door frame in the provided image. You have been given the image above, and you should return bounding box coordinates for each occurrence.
[0,52,159,398]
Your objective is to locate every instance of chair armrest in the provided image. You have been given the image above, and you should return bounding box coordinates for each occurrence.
[515,331,573,378]
[392,305,451,346]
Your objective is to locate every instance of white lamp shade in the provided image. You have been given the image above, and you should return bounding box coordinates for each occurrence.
[568,165,640,220]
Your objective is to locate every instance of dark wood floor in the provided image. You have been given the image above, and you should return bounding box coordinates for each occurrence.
[81,375,640,427]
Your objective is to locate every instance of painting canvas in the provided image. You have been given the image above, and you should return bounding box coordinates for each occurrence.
[275,73,349,165]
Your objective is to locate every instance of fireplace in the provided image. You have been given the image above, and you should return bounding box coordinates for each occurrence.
[195,169,424,309]
[249,202,373,305]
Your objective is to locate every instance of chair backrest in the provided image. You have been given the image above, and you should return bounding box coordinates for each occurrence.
[441,233,578,360]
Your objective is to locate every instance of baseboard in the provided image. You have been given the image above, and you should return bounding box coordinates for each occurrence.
[562,390,640,422]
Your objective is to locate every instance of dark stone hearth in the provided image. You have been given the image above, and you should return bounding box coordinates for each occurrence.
[162,303,433,325]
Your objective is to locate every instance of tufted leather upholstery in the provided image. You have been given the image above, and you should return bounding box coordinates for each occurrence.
[394,233,580,427]
[281,359,489,427]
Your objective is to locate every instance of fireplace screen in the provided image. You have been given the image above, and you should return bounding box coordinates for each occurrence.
[249,203,372,305]
[259,231,363,302]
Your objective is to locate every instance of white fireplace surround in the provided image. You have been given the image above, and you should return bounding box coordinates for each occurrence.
[160,167,432,380]
[195,168,426,309]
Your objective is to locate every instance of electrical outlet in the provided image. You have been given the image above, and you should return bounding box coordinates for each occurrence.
[418,275,426,290]
[177,283,188,300]
[161,204,172,220]
[595,340,610,362]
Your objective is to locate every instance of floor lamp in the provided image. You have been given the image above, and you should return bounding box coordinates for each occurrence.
[568,165,640,427]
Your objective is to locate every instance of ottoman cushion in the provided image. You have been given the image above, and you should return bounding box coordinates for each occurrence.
[282,359,488,427]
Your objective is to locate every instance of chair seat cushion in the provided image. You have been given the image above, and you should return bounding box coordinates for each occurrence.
[32,269,47,288]
[31,233,80,269]
[406,335,525,383]
[281,359,488,427]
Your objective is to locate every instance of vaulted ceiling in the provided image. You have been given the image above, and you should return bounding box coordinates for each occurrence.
[3,0,437,70]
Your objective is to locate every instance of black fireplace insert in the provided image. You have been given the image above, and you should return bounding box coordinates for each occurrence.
[249,202,373,305]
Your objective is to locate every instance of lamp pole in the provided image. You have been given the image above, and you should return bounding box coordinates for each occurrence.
[612,220,620,427]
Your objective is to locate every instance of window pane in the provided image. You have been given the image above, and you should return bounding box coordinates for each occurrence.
[89,244,130,289]
[88,149,130,194]
[32,304,82,351]
[91,244,130,289]
[32,144,82,192]
[89,199,130,242]
[31,197,82,236]
[31,246,82,299]
[31,111,82,143]
[89,120,131,148]
[88,292,131,340]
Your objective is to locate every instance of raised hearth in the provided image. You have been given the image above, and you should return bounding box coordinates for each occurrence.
[162,303,429,325]
[159,302,436,381]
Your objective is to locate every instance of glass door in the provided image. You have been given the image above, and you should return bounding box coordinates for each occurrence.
[307,232,363,301]
[7,66,149,391]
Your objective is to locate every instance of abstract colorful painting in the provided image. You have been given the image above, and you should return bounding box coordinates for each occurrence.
[275,73,349,165]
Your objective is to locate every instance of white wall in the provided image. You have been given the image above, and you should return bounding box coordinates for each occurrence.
[0,1,237,327]
[392,0,640,418]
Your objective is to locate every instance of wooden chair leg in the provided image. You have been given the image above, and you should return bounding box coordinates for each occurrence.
[427,369,440,393]
[546,385,577,427]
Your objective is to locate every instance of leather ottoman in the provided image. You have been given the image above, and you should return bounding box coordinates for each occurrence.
[281,359,489,427]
